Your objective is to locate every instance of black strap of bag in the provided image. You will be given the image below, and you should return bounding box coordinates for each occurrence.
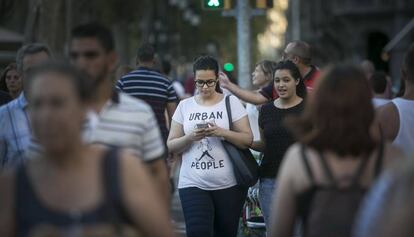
[223,95,259,187]
[225,95,233,130]
[301,136,385,189]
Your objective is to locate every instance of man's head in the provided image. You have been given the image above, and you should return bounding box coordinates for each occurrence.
[69,22,117,85]
[136,43,155,66]
[16,43,52,93]
[282,41,312,66]
[360,60,375,79]
[26,63,92,154]
[402,43,414,84]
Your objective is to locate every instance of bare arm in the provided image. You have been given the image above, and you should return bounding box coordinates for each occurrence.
[166,102,177,123]
[167,120,205,154]
[0,170,15,237]
[219,72,268,105]
[269,144,308,237]
[120,149,175,237]
[376,103,399,142]
[205,116,253,149]
[146,158,171,207]
[251,127,265,152]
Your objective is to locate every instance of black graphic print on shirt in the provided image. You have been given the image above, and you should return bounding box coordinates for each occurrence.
[191,138,224,170]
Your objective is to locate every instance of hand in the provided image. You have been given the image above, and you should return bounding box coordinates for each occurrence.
[188,128,207,141]
[204,122,225,137]
[218,72,232,89]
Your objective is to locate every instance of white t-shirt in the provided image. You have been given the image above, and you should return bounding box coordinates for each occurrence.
[246,103,262,158]
[172,95,248,190]
[246,103,260,141]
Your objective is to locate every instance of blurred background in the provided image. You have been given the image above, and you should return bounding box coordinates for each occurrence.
[0,0,413,88]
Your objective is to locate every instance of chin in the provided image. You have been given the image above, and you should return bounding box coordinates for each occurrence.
[200,91,212,96]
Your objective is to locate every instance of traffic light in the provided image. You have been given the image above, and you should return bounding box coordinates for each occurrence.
[202,0,231,10]
[223,62,234,72]
[256,0,273,8]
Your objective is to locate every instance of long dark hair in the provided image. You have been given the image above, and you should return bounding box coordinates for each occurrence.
[193,55,222,93]
[275,60,307,99]
[0,63,17,92]
[287,64,376,157]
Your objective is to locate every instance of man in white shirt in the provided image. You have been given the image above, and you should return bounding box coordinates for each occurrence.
[377,43,414,155]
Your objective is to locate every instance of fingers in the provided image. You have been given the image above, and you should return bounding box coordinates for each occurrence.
[218,72,229,83]
[192,128,207,141]
[204,126,219,137]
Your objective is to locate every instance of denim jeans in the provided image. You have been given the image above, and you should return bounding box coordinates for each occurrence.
[259,178,277,230]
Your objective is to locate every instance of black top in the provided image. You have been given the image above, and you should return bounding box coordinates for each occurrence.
[16,147,132,237]
[0,90,12,106]
[258,100,304,178]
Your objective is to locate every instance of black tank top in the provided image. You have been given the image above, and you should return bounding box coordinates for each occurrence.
[15,147,132,237]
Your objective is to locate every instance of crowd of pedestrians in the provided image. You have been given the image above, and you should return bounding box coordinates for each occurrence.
[0,21,413,237]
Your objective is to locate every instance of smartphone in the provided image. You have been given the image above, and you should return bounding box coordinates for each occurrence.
[196,123,209,129]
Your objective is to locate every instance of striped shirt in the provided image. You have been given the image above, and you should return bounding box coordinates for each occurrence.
[84,92,165,162]
[26,92,165,162]
[116,67,177,142]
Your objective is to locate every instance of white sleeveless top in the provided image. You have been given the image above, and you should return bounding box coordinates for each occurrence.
[392,98,414,155]
[372,98,390,108]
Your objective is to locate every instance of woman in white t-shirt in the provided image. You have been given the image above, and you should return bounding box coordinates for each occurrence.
[246,60,277,156]
[167,55,253,237]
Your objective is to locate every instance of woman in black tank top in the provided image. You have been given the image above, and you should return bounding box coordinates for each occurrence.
[267,65,403,237]
[0,64,174,237]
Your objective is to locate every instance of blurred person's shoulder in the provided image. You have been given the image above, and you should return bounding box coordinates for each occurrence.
[117,92,153,113]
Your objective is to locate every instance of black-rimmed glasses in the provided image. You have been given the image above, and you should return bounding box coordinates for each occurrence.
[195,79,217,87]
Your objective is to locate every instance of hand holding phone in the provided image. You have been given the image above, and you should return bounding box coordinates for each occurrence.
[196,123,209,129]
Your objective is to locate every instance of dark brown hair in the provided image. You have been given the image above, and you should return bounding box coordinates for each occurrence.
[287,64,376,156]
[193,55,222,93]
[275,60,307,99]
[0,63,17,92]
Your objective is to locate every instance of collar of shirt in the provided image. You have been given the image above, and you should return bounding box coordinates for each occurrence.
[83,91,119,141]
[17,93,28,109]
[303,65,319,81]
[137,66,161,73]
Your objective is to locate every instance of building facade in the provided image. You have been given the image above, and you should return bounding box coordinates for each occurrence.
[286,0,414,87]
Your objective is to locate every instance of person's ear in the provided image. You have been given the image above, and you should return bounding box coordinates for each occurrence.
[292,56,300,64]
[296,79,299,85]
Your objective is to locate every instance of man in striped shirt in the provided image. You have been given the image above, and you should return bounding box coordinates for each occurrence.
[116,43,178,143]
[69,23,170,204]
